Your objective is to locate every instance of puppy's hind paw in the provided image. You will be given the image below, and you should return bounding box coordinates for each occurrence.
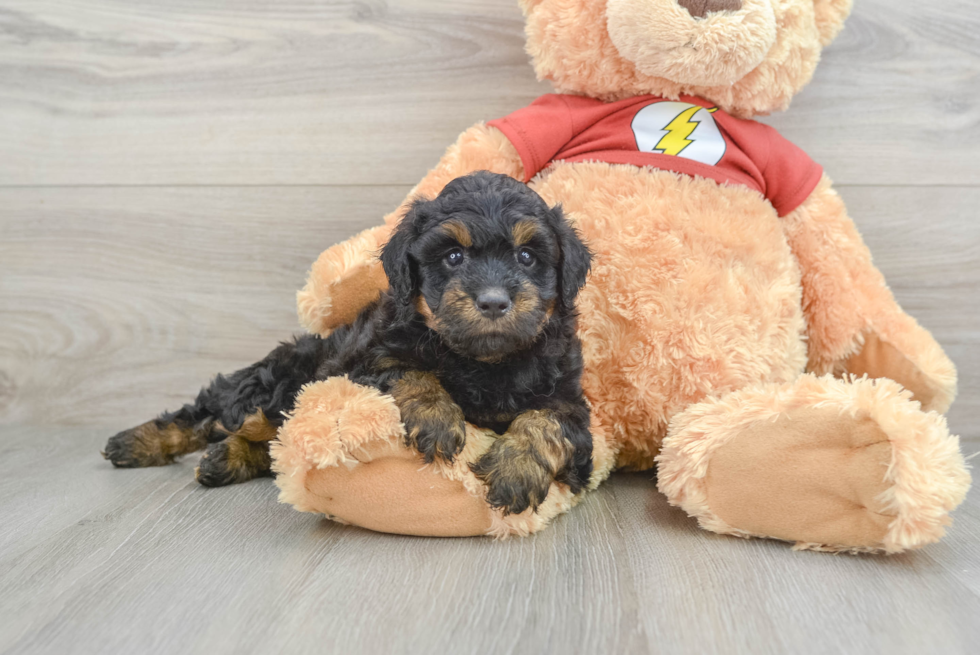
[103,421,192,468]
[103,428,144,468]
[195,437,271,488]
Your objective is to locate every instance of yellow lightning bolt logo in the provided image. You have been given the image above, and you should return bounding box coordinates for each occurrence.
[654,105,704,156]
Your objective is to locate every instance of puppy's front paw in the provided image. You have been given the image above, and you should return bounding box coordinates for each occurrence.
[391,372,466,463]
[470,441,553,515]
[401,407,467,464]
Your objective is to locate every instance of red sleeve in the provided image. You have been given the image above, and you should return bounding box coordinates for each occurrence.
[487,95,575,183]
[760,125,824,217]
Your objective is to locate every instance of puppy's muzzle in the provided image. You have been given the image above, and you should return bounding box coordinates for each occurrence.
[476,287,512,320]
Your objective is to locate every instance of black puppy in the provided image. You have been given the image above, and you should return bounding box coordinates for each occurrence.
[104,172,594,515]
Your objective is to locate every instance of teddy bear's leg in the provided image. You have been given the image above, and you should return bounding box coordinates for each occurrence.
[657,374,971,553]
[270,376,491,536]
[297,124,524,336]
[271,377,618,538]
[782,175,957,412]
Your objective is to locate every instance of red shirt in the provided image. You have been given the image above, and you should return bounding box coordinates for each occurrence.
[488,94,822,217]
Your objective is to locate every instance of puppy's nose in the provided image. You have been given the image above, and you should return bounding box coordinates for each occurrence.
[476,289,512,319]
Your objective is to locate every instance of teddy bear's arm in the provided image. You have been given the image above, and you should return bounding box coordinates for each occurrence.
[298,124,524,335]
[781,174,957,412]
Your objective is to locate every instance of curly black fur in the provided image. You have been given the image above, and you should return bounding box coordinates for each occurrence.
[104,172,594,515]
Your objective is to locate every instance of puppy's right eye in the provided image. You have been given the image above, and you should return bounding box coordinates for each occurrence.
[445,249,464,267]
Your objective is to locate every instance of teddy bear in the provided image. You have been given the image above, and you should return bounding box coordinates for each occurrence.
[269,0,971,552]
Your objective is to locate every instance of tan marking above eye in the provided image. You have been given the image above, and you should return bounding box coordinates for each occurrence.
[512,220,538,246]
[441,221,472,247]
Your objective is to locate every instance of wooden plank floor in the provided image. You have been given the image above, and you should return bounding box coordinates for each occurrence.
[0,426,977,655]
[1,1,978,653]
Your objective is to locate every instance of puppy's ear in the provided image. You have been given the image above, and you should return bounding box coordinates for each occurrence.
[380,198,428,307]
[547,204,592,307]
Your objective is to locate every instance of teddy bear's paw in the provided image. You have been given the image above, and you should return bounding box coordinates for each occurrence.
[297,225,392,336]
[841,329,957,415]
[275,377,405,472]
[658,375,971,553]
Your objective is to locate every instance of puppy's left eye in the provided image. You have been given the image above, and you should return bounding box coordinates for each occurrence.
[445,249,465,267]
[517,248,536,267]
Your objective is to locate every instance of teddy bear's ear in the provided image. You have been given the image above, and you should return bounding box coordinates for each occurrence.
[517,0,546,14]
[813,0,853,46]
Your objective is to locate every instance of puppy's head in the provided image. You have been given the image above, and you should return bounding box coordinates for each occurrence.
[381,171,592,362]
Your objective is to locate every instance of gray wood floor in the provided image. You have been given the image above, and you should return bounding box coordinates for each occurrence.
[1,1,978,653]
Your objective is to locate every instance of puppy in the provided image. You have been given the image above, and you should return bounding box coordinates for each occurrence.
[103,172,594,515]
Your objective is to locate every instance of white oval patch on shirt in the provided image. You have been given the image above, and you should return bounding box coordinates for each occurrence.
[631,101,727,166]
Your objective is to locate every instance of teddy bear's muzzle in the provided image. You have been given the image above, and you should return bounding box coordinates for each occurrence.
[605,0,777,87]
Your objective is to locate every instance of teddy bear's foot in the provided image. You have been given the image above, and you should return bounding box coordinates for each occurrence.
[657,375,971,553]
[270,377,619,538]
[270,376,497,537]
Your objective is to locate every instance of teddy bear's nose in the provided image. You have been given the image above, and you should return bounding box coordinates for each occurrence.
[678,0,743,18]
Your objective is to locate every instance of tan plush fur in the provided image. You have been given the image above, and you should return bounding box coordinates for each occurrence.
[813,0,854,45]
[606,0,778,87]
[657,375,970,553]
[273,376,618,537]
[272,0,971,552]
[781,174,958,412]
[522,0,828,117]
[297,225,392,336]
[531,163,808,469]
